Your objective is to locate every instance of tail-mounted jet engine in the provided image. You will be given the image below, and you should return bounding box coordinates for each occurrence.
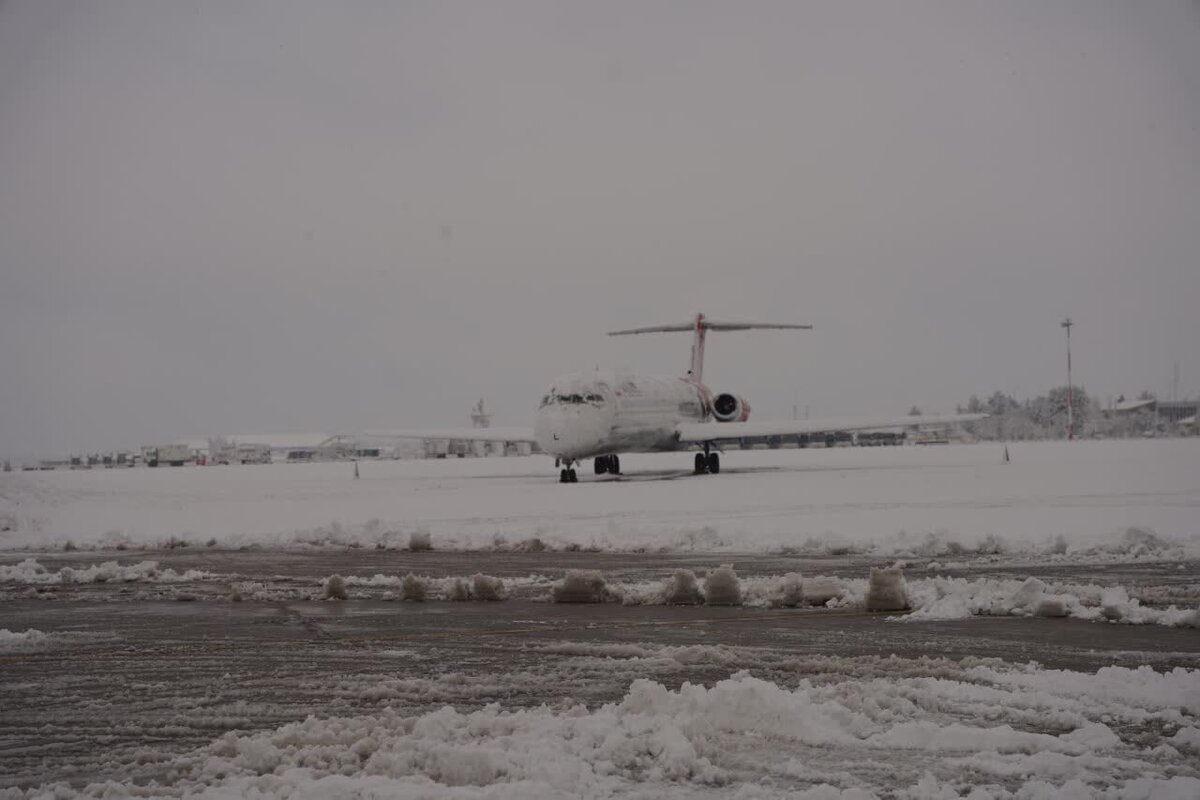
[712,392,752,422]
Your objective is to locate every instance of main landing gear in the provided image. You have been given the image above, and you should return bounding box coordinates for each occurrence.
[557,455,621,482]
[693,446,720,475]
[593,455,621,475]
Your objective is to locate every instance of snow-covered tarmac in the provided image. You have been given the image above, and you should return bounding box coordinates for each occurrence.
[2,439,1198,557]
[1,440,1198,797]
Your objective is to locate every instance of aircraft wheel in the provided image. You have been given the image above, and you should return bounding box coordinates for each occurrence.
[706,452,720,474]
[560,469,569,483]
[568,468,578,483]
[609,455,620,475]
[594,457,608,475]
[694,453,707,474]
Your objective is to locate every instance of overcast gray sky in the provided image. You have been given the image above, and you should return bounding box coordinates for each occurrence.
[2,1,1198,458]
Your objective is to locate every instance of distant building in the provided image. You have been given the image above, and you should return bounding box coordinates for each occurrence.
[1156,400,1199,424]
[1112,397,1157,415]
[1110,397,1198,424]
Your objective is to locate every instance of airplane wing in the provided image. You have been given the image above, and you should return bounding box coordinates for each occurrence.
[363,427,537,444]
[674,414,987,444]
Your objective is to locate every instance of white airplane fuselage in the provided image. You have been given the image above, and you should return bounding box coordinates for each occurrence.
[533,372,712,461]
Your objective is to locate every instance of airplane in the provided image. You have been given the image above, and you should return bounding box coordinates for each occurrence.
[373,313,985,483]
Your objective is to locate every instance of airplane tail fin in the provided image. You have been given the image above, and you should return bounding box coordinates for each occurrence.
[607,313,811,381]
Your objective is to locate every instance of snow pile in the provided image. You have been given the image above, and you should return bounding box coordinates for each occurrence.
[1094,585,1198,626]
[333,572,525,601]
[551,569,1197,628]
[870,525,1200,565]
[664,569,704,605]
[1001,576,1072,617]
[702,565,741,606]
[603,569,770,607]
[552,570,609,603]
[0,628,105,652]
[718,572,845,608]
[193,561,1198,629]
[865,567,908,611]
[769,571,805,607]
[21,663,1200,798]
[424,575,507,601]
[0,628,51,652]
[447,577,471,601]
[899,575,1199,627]
[400,572,426,601]
[1170,727,1200,756]
[801,576,847,606]
[0,557,213,585]
[322,574,348,600]
[408,575,506,599]
[1082,526,1174,559]
[470,573,505,601]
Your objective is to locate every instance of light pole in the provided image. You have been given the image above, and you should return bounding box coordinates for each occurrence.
[1061,318,1074,440]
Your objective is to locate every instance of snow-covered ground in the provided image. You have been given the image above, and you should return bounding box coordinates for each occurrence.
[3,439,1198,797]
[1,440,1198,560]
[11,646,1200,798]
[166,664,1200,799]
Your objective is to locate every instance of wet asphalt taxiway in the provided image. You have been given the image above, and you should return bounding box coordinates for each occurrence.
[1,549,1197,790]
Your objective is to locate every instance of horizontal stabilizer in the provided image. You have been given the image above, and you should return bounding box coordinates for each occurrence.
[607,320,812,335]
[703,321,814,331]
[607,323,696,335]
[608,312,811,381]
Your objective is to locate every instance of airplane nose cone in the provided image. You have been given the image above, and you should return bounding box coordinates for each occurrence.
[535,404,608,459]
[534,407,570,455]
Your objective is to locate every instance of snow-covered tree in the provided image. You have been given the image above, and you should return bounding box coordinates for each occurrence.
[986,391,1019,417]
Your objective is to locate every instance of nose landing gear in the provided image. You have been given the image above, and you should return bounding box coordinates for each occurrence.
[693,446,720,475]
[559,466,578,483]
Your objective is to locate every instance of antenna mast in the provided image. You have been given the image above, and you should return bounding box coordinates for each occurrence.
[470,398,492,429]
[1061,318,1074,440]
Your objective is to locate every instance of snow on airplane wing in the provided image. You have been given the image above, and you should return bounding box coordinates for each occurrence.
[674,414,987,443]
[364,427,537,443]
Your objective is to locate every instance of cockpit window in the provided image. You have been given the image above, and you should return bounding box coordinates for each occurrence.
[541,391,606,406]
